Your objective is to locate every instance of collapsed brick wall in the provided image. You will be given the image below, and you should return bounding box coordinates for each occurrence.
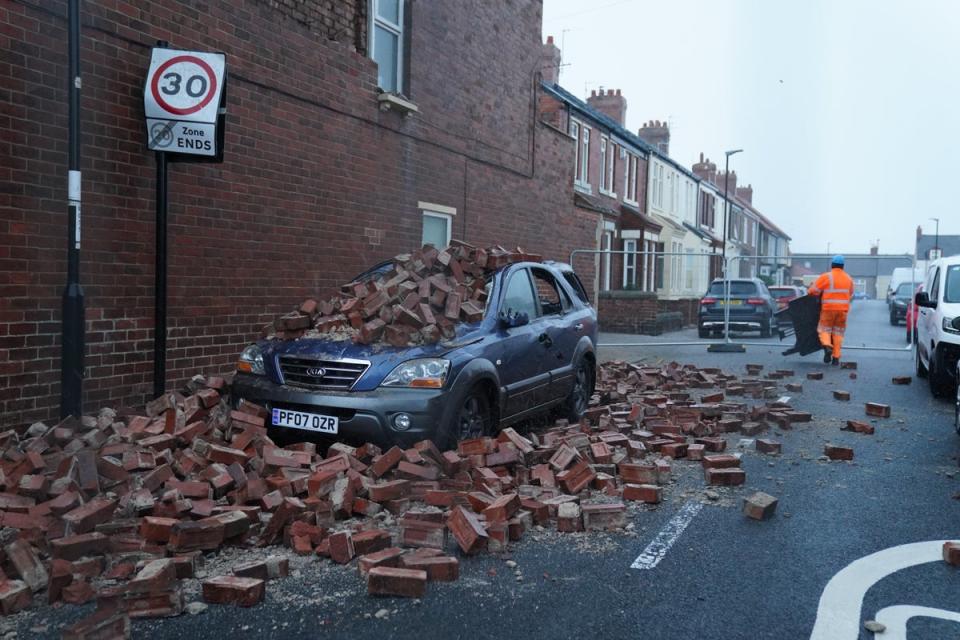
[0,0,588,428]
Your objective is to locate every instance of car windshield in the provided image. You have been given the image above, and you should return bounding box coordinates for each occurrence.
[769,288,795,299]
[945,265,960,303]
[894,283,914,297]
[707,281,757,296]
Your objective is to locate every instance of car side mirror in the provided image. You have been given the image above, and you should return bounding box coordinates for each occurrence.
[915,292,935,308]
[498,310,529,329]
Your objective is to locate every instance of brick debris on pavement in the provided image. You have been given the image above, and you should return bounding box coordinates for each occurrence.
[0,357,934,636]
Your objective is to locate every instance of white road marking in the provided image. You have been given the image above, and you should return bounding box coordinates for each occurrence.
[809,540,952,640]
[873,605,960,639]
[630,501,702,570]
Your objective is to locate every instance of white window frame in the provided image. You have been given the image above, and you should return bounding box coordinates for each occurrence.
[670,240,682,292]
[368,0,405,94]
[570,119,580,179]
[421,210,452,248]
[623,239,637,288]
[599,136,608,193]
[606,142,616,196]
[578,125,591,186]
[624,154,638,204]
[601,228,613,292]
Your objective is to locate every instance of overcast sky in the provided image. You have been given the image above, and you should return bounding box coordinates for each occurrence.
[542,0,960,255]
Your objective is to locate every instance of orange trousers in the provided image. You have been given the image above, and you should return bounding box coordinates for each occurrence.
[817,309,848,358]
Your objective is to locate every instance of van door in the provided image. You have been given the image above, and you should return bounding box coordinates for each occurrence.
[920,266,940,362]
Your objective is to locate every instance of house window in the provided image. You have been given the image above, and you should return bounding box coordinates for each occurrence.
[570,120,580,179]
[653,164,664,209]
[623,153,637,203]
[606,142,616,194]
[599,136,607,192]
[369,0,405,94]
[421,211,451,248]
[684,248,694,291]
[601,230,613,291]
[642,239,658,292]
[579,127,590,185]
[671,240,682,292]
[623,239,637,288]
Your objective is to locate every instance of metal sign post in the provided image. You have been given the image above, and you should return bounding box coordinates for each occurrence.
[60,0,85,418]
[143,44,226,397]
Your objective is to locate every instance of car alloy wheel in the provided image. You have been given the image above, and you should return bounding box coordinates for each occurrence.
[456,391,491,441]
[569,361,591,418]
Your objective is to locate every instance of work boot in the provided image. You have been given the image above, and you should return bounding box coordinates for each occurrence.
[831,357,840,366]
[823,347,832,363]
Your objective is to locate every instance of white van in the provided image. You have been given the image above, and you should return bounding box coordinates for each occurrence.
[914,255,960,409]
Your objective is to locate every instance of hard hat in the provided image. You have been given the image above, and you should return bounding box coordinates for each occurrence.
[832,254,845,266]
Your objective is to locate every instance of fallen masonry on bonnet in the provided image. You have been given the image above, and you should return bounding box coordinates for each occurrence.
[0,354,843,625]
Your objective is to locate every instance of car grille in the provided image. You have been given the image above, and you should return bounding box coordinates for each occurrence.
[277,355,369,391]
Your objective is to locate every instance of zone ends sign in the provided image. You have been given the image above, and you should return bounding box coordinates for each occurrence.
[144,48,226,158]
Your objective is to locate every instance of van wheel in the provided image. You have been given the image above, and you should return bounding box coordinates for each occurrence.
[916,346,928,378]
[563,357,594,422]
[698,326,709,339]
[929,348,950,398]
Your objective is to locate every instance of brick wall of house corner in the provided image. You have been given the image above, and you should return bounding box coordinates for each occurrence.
[0,0,590,429]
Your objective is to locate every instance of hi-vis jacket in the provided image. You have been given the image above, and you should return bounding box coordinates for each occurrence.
[808,268,854,311]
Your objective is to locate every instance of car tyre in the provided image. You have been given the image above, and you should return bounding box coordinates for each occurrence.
[889,311,897,326]
[440,385,494,450]
[698,325,710,339]
[563,357,594,422]
[760,316,772,339]
[916,346,928,378]
[929,347,951,399]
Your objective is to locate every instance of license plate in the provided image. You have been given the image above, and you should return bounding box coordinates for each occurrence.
[271,408,339,434]
[718,300,742,305]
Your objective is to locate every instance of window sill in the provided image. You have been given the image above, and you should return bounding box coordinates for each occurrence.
[378,92,419,116]
[574,182,593,195]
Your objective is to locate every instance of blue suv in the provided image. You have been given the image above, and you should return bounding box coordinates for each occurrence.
[232,261,597,449]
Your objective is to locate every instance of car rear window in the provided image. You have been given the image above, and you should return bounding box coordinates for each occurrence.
[707,281,758,296]
[769,288,795,299]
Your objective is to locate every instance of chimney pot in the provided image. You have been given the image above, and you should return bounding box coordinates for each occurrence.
[547,35,554,44]
[615,88,621,96]
[591,89,597,97]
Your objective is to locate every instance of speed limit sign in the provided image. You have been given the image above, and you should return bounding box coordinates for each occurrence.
[144,48,225,157]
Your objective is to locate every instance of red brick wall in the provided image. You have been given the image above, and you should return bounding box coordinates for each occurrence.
[596,291,659,333]
[0,0,593,428]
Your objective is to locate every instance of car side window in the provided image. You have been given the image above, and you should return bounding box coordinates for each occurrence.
[562,272,590,304]
[930,267,941,302]
[501,269,538,320]
[531,269,569,316]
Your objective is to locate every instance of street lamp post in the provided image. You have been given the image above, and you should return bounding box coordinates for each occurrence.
[930,217,940,259]
[720,149,743,276]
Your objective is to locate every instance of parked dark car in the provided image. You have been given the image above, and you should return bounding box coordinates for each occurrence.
[889,282,914,325]
[769,285,806,312]
[232,261,598,449]
[698,278,779,338]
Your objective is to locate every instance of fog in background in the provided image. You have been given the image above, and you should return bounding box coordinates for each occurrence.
[543,0,960,255]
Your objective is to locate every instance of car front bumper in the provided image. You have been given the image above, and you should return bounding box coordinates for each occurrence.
[232,373,455,446]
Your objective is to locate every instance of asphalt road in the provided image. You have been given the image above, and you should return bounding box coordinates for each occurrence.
[11,300,959,639]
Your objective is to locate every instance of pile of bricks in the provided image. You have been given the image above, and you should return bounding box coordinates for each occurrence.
[0,359,826,631]
[266,241,542,346]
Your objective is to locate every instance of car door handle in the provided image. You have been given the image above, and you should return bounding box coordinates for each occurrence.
[574,323,583,331]
[538,333,553,347]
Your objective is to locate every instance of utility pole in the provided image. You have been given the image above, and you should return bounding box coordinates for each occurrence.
[930,217,940,259]
[60,0,85,418]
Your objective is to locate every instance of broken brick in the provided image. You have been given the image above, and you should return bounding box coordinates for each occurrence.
[201,576,265,607]
[367,566,427,598]
[742,491,778,520]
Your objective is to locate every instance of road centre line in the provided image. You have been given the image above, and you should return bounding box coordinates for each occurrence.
[630,501,703,570]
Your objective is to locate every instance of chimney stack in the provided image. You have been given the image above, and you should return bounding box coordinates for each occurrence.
[586,87,627,126]
[540,36,562,85]
[735,184,753,204]
[638,120,670,155]
[870,244,878,256]
[717,170,738,194]
[916,225,923,240]
[692,152,717,184]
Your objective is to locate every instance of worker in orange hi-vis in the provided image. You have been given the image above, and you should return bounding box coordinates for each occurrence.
[808,255,854,365]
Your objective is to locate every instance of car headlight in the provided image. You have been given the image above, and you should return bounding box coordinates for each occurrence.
[236,344,265,375]
[381,358,450,388]
[944,317,960,335]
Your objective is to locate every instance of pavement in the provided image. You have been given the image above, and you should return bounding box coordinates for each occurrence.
[11,300,960,639]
